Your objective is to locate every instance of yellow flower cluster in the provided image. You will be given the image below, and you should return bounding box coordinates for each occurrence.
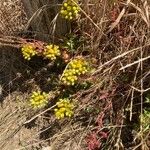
[43,44,61,60]
[30,91,49,109]
[54,98,74,119]
[60,0,80,20]
[21,44,37,60]
[61,58,88,85]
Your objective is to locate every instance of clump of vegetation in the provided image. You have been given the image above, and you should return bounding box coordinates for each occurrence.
[1,0,150,150]
[43,44,61,60]
[29,91,49,109]
[61,57,89,85]
[21,42,61,61]
[60,0,80,20]
[21,44,37,60]
[54,98,74,119]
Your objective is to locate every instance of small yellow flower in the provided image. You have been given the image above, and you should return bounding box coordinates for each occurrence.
[54,98,74,119]
[60,0,80,20]
[43,44,61,60]
[61,58,89,85]
[21,44,37,60]
[30,91,49,109]
[63,2,68,7]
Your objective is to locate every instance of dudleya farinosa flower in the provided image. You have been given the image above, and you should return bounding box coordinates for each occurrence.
[30,91,49,109]
[61,58,89,85]
[60,0,80,20]
[54,98,74,119]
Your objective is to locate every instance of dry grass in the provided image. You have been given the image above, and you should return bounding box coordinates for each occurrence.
[0,0,27,35]
[0,0,150,150]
